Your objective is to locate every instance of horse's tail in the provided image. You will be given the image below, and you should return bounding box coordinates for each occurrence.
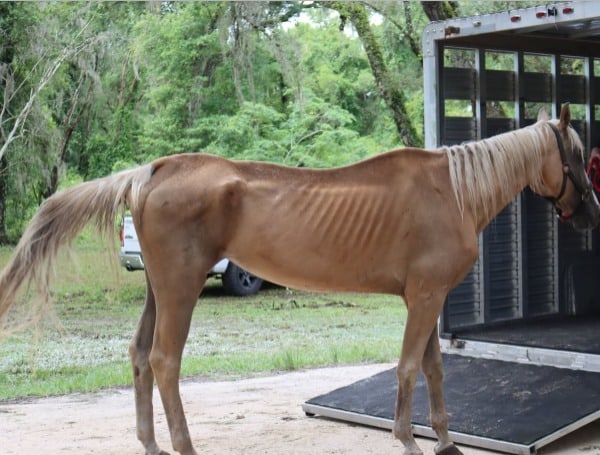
[0,164,153,325]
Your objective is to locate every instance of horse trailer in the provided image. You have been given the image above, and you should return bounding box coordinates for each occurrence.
[303,3,600,453]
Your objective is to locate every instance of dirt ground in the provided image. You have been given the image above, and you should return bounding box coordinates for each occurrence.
[1,362,599,455]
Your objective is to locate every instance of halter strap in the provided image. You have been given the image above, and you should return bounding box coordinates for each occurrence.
[547,123,569,202]
[546,122,593,221]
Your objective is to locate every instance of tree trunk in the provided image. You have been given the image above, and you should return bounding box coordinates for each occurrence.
[0,156,9,244]
[40,73,93,200]
[420,2,458,22]
[0,3,18,244]
[329,2,421,147]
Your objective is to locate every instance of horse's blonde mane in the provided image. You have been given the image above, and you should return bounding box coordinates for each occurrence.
[445,121,567,221]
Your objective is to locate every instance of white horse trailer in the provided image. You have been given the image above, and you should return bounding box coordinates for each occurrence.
[422,2,600,371]
[303,3,600,453]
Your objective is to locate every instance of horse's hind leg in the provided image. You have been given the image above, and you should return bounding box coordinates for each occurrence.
[422,327,463,455]
[149,266,207,455]
[129,273,168,455]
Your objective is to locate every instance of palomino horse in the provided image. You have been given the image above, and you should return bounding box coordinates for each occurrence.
[0,104,598,455]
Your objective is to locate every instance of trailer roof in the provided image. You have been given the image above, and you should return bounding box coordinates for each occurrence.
[423,1,600,58]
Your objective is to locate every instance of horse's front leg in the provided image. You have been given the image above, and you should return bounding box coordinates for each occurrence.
[129,274,169,455]
[394,290,446,455]
[395,360,423,455]
[422,327,464,455]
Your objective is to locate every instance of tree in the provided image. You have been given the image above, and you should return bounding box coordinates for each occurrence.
[420,1,458,22]
[0,7,96,163]
[0,1,535,242]
[0,3,106,241]
[328,2,420,147]
[77,2,146,178]
[133,2,229,158]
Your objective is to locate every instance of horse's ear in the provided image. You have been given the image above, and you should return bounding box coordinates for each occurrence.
[559,103,571,130]
[537,108,550,122]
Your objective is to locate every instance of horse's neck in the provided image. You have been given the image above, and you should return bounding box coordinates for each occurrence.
[451,126,545,232]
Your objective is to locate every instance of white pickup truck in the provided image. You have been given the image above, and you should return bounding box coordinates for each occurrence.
[119,214,263,296]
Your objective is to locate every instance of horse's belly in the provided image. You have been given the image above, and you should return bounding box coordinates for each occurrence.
[228,245,401,295]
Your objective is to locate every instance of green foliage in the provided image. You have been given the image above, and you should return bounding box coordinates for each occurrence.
[134,3,227,156]
[288,20,380,136]
[457,1,540,16]
[131,5,398,166]
[1,1,527,241]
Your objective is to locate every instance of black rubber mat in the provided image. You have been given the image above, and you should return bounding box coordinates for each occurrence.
[454,316,600,354]
[305,355,600,445]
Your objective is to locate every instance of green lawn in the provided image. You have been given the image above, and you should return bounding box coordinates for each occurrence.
[0,233,406,401]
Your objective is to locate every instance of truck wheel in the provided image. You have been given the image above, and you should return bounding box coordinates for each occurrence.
[222,262,263,296]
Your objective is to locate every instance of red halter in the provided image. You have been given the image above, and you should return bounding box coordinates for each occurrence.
[586,154,600,195]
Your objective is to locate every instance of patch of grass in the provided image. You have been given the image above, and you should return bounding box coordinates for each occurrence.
[0,234,406,401]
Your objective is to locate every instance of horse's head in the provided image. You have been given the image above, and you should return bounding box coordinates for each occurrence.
[536,104,600,230]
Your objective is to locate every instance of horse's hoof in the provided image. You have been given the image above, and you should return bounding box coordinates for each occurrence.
[401,450,423,455]
[436,444,464,455]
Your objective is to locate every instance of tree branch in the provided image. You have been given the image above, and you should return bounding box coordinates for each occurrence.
[327,1,420,146]
[0,21,95,161]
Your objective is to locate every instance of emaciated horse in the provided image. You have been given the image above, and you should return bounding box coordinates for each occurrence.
[0,104,598,455]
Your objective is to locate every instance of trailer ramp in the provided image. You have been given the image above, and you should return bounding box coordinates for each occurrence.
[302,355,600,454]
